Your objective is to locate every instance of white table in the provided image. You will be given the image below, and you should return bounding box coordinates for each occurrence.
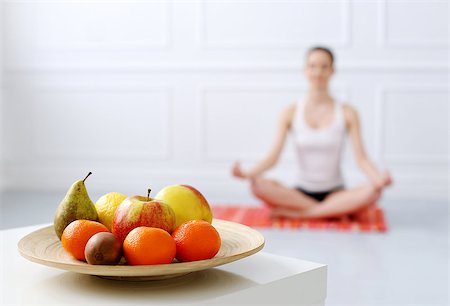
[1,224,327,305]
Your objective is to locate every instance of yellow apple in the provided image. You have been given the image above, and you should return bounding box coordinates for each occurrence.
[95,192,127,231]
[155,184,212,229]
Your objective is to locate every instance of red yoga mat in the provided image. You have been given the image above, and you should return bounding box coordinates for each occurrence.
[212,205,388,233]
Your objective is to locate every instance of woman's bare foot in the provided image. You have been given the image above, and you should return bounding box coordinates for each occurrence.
[351,203,377,223]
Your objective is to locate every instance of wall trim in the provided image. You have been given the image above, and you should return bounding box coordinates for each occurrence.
[377,0,449,48]
[196,84,350,162]
[197,0,352,49]
[26,84,174,161]
[375,84,449,165]
[4,0,172,51]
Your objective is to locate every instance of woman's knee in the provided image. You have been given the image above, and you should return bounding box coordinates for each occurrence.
[250,177,275,198]
[250,177,265,197]
[361,184,381,204]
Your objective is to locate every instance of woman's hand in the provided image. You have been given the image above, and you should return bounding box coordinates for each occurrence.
[381,170,393,187]
[231,161,248,179]
[374,170,393,190]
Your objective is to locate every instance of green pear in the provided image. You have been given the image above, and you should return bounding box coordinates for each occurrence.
[54,172,98,239]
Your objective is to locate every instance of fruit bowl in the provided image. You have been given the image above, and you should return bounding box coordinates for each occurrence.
[18,219,265,281]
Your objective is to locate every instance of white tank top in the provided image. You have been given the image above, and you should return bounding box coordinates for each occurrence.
[290,100,347,192]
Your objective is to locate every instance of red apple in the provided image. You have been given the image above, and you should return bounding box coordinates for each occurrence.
[112,194,176,243]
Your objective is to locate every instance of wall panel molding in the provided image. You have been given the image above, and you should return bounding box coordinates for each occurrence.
[197,0,351,49]
[197,84,350,162]
[377,0,449,48]
[2,0,449,202]
[4,0,172,51]
[28,85,173,161]
[375,84,449,165]
[197,85,298,162]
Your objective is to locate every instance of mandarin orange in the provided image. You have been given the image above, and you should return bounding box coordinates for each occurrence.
[172,220,221,262]
[123,226,176,265]
[61,220,109,261]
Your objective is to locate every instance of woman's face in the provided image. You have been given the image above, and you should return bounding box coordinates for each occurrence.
[304,50,334,88]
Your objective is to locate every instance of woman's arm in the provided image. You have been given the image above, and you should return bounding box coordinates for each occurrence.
[344,104,392,190]
[232,104,295,180]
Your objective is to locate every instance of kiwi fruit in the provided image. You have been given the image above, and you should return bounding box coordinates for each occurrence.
[85,232,122,265]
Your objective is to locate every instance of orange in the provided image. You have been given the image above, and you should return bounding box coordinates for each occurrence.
[123,227,176,265]
[61,220,109,261]
[172,220,221,262]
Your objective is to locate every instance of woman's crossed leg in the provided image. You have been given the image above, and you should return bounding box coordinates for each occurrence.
[251,177,381,219]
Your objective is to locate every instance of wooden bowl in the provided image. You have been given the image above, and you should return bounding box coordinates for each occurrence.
[18,219,265,281]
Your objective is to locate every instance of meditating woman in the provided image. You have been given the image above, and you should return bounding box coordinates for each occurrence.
[232,46,392,219]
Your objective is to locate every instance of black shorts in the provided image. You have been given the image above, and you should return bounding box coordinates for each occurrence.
[296,186,343,202]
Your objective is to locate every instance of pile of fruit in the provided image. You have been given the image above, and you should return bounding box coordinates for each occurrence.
[54,172,221,266]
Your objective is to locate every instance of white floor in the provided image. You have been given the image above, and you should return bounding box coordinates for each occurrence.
[1,192,448,306]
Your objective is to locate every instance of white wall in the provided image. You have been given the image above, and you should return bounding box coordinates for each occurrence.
[2,1,449,202]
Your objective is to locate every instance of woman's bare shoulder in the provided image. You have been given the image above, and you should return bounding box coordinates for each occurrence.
[342,103,359,128]
[281,103,297,127]
[282,103,296,115]
[342,103,359,117]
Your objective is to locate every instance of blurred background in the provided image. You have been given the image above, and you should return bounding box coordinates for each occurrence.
[0,1,448,202]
